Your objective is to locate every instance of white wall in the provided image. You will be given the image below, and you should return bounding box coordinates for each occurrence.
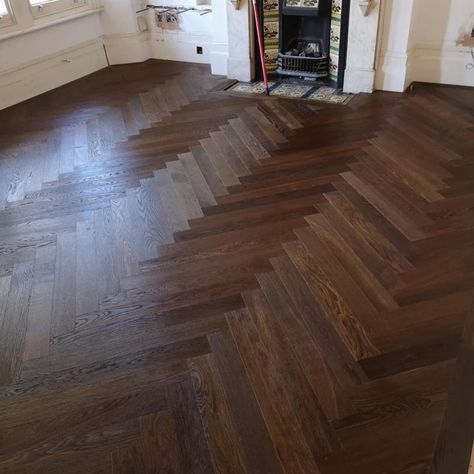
[0,0,228,110]
[376,0,474,91]
[101,0,150,64]
[0,3,106,110]
[103,0,229,73]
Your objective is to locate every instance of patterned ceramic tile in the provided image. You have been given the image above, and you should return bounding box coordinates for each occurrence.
[307,86,351,104]
[230,81,277,94]
[332,0,342,15]
[263,0,278,11]
[228,81,354,105]
[263,0,279,71]
[286,0,319,6]
[302,0,319,7]
[271,83,313,97]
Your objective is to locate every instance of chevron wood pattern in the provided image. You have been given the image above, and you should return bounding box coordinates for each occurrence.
[0,60,473,473]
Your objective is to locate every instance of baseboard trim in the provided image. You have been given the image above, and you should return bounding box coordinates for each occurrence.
[0,38,107,110]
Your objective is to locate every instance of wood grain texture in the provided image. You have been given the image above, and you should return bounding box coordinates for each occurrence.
[0,61,472,473]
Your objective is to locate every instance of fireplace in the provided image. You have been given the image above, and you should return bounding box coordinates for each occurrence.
[258,0,350,88]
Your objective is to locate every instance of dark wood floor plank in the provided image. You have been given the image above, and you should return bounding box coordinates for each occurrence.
[188,353,247,473]
[284,235,380,360]
[228,117,270,161]
[307,207,400,311]
[137,410,182,473]
[165,378,214,474]
[430,295,474,474]
[75,219,99,316]
[0,62,471,473]
[191,145,228,197]
[342,171,428,241]
[207,331,284,474]
[209,130,250,177]
[166,160,204,220]
[271,253,368,388]
[125,185,159,262]
[257,272,355,420]
[23,244,55,362]
[324,187,413,275]
[242,289,339,457]
[220,123,260,169]
[226,308,322,473]
[95,207,120,300]
[51,231,76,337]
[179,152,218,208]
[153,170,190,232]
[110,197,140,278]
[200,137,240,187]
[0,261,34,384]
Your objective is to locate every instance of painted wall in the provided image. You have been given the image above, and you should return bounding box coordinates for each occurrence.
[0,0,228,110]
[376,0,474,91]
[0,4,106,110]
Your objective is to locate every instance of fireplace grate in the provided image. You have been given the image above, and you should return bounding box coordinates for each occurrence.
[277,39,329,78]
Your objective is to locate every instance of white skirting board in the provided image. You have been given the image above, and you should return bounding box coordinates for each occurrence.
[406,44,474,88]
[0,39,107,110]
[375,44,474,92]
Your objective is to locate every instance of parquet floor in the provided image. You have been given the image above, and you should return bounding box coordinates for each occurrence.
[0,60,473,473]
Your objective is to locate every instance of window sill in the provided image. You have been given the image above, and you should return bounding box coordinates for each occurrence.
[0,6,103,42]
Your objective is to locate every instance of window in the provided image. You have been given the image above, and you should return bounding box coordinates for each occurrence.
[0,0,14,27]
[29,0,89,18]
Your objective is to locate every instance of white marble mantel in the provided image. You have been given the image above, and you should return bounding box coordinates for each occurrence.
[226,0,254,82]
[224,0,382,93]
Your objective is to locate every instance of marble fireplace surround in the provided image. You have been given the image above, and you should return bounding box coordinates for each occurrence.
[224,0,381,93]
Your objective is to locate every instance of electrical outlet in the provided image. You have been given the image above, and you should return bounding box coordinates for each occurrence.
[197,46,203,55]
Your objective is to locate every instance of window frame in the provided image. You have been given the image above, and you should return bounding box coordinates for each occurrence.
[29,0,90,19]
[0,0,15,28]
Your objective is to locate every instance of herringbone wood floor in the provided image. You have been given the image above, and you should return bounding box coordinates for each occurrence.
[0,60,473,474]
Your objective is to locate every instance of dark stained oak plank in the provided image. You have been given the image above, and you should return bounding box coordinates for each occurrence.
[0,261,34,384]
[226,308,322,473]
[228,118,270,161]
[242,289,339,457]
[271,254,368,388]
[110,197,140,278]
[209,130,250,177]
[179,152,218,208]
[22,244,55,362]
[0,62,472,473]
[95,208,120,300]
[188,353,247,473]
[200,137,240,187]
[51,231,76,337]
[165,378,214,474]
[153,170,190,232]
[75,219,99,316]
[191,145,229,198]
[207,331,284,474]
[166,160,204,220]
[284,236,380,360]
[430,295,474,474]
[256,272,355,421]
[137,410,182,473]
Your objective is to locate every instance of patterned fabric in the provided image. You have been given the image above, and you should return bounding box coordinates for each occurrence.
[228,81,353,104]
